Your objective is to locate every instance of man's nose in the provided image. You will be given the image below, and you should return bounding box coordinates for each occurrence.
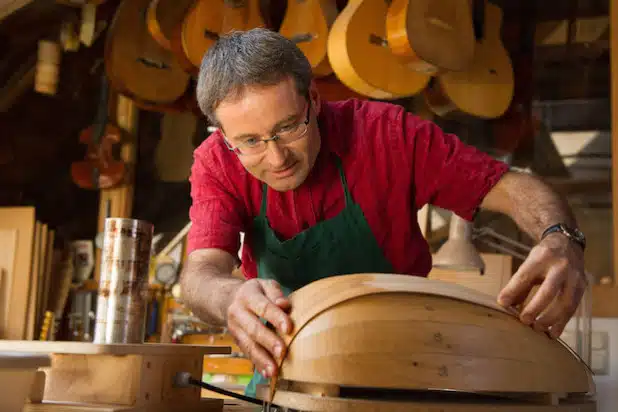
[265,141,288,168]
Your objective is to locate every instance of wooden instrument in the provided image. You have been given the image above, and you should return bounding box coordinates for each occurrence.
[180,0,266,72]
[71,73,125,190]
[146,0,195,51]
[423,0,514,119]
[327,0,430,99]
[385,0,475,73]
[278,0,338,77]
[266,273,596,411]
[104,0,190,106]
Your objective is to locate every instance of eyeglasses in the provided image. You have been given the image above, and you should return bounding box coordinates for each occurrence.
[224,102,311,156]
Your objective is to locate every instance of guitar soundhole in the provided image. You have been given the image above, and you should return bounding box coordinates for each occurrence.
[137,57,170,70]
[489,68,497,75]
[290,33,314,44]
[368,34,388,48]
[204,30,220,41]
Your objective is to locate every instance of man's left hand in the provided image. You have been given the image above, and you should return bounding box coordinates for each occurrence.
[497,233,587,338]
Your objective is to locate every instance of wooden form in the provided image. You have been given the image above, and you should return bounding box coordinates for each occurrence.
[0,341,232,412]
[0,352,50,412]
[0,207,55,340]
[265,274,596,411]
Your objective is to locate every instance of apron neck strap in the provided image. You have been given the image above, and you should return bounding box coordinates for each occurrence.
[259,155,353,216]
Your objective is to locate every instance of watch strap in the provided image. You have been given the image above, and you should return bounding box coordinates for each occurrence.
[541,223,586,250]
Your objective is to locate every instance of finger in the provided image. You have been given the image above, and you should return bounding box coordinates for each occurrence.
[546,274,586,338]
[230,322,278,378]
[520,264,566,325]
[232,304,286,362]
[244,286,292,335]
[498,252,543,308]
[260,280,293,333]
[260,279,291,308]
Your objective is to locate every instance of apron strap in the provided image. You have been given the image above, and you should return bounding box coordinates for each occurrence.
[260,182,268,216]
[334,156,353,207]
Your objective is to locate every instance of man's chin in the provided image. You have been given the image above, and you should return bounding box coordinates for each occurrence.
[266,174,305,192]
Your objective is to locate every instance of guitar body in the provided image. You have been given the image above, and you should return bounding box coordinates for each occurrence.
[146,0,195,51]
[105,0,190,105]
[246,0,266,28]
[386,0,475,73]
[279,0,338,77]
[182,0,265,71]
[424,1,514,119]
[327,0,430,99]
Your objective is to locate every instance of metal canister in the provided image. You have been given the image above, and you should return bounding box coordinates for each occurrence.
[93,218,154,344]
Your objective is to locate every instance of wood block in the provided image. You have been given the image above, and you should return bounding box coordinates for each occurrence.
[0,352,50,412]
[0,342,230,411]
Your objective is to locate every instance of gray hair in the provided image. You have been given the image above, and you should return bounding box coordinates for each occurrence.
[196,28,313,126]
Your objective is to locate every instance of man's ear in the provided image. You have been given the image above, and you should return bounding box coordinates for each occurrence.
[308,79,321,114]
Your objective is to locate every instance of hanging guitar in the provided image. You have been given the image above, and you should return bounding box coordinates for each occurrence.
[71,71,125,190]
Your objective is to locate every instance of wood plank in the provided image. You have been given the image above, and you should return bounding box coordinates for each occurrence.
[0,229,17,338]
[0,341,232,356]
[0,207,36,339]
[610,1,618,290]
[26,221,42,340]
[0,0,35,21]
[94,95,138,284]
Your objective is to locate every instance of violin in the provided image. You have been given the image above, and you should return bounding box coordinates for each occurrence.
[71,72,125,190]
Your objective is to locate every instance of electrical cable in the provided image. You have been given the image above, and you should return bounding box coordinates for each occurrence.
[174,371,282,408]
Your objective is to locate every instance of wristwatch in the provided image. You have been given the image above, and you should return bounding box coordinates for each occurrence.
[541,223,586,251]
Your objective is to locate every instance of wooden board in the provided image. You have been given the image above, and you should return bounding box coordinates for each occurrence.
[23,398,224,412]
[0,207,36,340]
[0,352,50,369]
[0,341,231,356]
[0,229,17,338]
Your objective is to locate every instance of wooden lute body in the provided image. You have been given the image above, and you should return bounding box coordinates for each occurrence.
[266,273,596,411]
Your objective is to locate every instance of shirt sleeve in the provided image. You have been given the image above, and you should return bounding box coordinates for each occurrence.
[186,150,246,258]
[402,113,510,220]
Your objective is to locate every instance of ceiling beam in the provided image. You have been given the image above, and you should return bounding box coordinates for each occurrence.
[0,0,35,22]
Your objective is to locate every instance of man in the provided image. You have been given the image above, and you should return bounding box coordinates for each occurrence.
[180,28,587,397]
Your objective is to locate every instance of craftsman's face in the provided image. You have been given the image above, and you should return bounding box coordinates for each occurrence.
[216,76,322,192]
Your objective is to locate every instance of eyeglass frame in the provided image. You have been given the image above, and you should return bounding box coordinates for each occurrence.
[222,100,312,156]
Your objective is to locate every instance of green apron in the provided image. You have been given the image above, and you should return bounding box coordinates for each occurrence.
[244,156,394,397]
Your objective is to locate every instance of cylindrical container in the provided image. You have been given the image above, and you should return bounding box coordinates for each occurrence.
[93,218,154,344]
[35,40,61,96]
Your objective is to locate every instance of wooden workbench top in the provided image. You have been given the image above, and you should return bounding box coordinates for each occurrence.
[0,340,231,356]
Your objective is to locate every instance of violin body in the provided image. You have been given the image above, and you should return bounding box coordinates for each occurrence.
[71,123,125,190]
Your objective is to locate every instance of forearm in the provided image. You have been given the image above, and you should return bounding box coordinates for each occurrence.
[481,171,577,242]
[180,258,244,326]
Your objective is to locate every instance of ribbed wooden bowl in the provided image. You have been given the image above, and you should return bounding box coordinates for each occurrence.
[274,273,594,397]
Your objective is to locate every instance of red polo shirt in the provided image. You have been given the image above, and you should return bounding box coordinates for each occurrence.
[187,99,509,279]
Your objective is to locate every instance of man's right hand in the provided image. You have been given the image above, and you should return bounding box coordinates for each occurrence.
[226,278,292,378]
